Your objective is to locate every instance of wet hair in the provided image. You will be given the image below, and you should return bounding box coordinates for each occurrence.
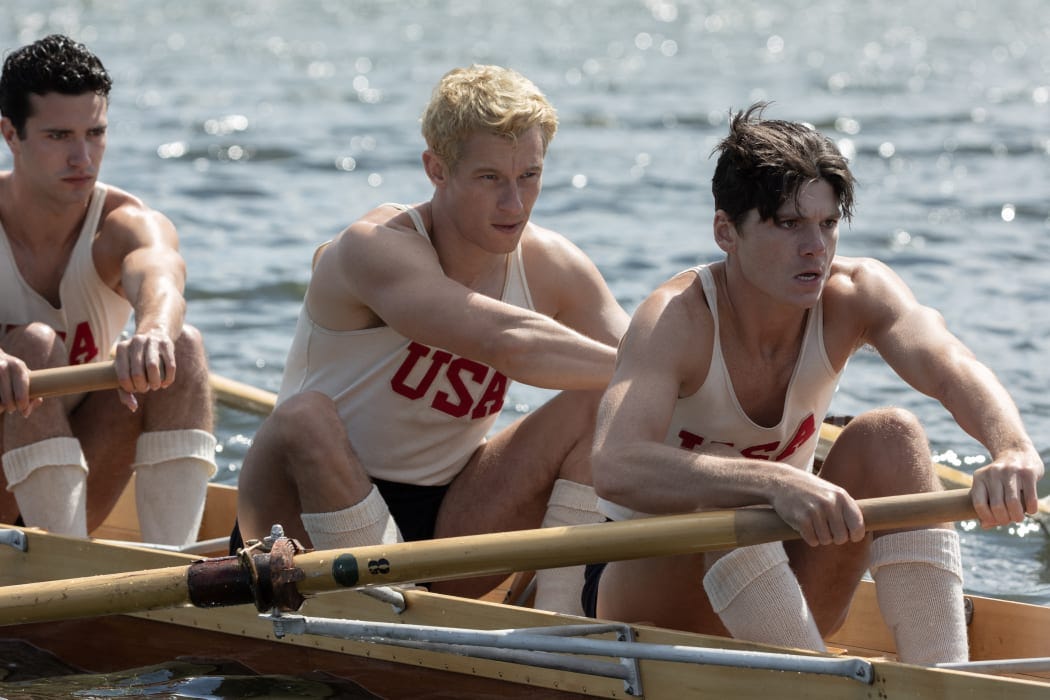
[711,103,854,226]
[0,34,112,137]
[421,64,558,170]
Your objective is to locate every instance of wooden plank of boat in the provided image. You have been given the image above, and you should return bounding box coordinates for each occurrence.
[1,522,1048,699]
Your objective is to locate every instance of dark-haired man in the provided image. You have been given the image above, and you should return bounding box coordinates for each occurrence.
[588,104,1043,664]
[0,34,216,545]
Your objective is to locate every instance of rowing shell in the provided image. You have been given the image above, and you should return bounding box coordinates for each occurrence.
[1,480,1048,699]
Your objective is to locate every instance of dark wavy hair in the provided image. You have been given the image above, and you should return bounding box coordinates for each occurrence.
[0,34,112,137]
[711,103,854,226]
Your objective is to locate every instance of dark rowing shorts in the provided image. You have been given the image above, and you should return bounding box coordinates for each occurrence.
[373,477,451,542]
[228,478,451,555]
[580,517,613,618]
[581,561,607,618]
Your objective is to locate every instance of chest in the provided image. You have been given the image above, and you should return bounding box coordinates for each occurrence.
[6,233,80,308]
[721,344,800,428]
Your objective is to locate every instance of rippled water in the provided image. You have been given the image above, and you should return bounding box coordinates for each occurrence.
[1,0,1048,693]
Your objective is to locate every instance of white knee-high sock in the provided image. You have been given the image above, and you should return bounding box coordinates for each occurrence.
[534,479,605,616]
[3,437,88,537]
[870,528,967,664]
[133,429,217,547]
[703,541,826,651]
[300,484,403,550]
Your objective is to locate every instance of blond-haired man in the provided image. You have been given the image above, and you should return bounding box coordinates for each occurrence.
[237,65,628,613]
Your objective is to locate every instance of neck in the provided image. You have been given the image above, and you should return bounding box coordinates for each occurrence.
[0,174,93,249]
[427,200,510,292]
[716,262,809,358]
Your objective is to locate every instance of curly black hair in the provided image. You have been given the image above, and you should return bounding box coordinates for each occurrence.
[0,34,112,137]
[711,103,855,226]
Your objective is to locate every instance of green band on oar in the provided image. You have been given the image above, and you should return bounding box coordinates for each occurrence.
[27,360,119,399]
[0,489,976,627]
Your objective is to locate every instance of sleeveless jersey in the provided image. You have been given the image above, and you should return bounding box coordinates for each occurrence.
[0,184,132,365]
[600,264,844,520]
[278,203,536,486]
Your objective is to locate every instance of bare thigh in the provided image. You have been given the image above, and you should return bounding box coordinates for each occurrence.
[597,553,727,634]
[71,389,143,532]
[431,389,601,597]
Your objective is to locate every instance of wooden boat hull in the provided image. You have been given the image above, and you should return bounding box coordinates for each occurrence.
[1,483,1049,698]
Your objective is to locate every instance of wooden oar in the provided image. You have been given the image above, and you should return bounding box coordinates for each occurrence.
[27,360,119,399]
[209,373,277,415]
[25,361,276,416]
[0,489,976,626]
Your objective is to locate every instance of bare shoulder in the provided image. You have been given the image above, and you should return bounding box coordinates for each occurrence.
[622,268,713,389]
[822,256,921,361]
[308,203,435,330]
[98,184,177,248]
[519,221,595,273]
[333,203,435,260]
[825,256,916,309]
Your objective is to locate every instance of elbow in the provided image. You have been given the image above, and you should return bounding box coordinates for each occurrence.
[591,443,633,506]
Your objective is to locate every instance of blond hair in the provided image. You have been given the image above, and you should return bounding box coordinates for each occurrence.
[421,65,558,169]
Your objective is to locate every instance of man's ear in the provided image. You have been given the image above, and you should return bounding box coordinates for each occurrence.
[0,117,19,152]
[422,149,448,186]
[713,210,737,253]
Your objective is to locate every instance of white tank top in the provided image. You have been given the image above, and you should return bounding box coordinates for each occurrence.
[278,203,536,486]
[0,184,132,364]
[600,264,844,520]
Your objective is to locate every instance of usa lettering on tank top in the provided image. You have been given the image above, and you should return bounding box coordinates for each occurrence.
[676,413,818,462]
[390,341,508,420]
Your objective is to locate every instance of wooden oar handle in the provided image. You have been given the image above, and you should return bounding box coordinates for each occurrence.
[28,361,120,399]
[734,489,976,546]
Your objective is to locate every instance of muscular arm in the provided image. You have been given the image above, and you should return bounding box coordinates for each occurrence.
[592,275,863,546]
[309,208,625,390]
[95,194,187,403]
[849,258,1044,525]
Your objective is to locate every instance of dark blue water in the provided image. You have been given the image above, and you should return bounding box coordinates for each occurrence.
[1,0,1048,694]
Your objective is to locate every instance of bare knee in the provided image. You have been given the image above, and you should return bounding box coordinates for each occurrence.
[268,391,343,446]
[822,408,937,496]
[841,407,925,444]
[3,323,67,368]
[172,325,209,379]
[249,392,351,482]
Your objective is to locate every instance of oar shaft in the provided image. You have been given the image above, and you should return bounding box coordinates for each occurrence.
[28,361,119,399]
[209,373,277,415]
[0,564,190,625]
[0,490,977,626]
[294,489,977,595]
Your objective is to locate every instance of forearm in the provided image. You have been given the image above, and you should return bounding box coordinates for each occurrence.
[132,278,186,339]
[486,316,619,390]
[593,440,791,515]
[939,358,1036,458]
